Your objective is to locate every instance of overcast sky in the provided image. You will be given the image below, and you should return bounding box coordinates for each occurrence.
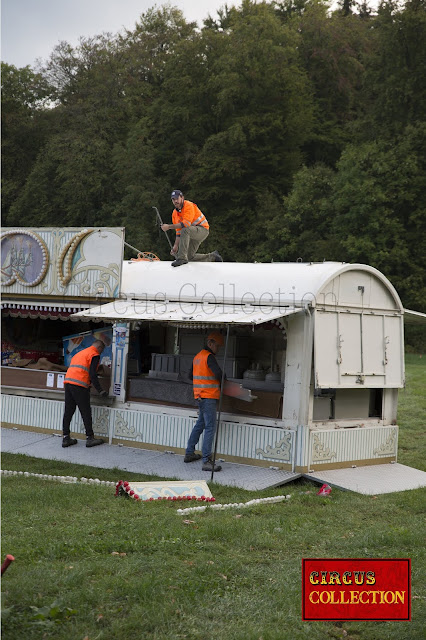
[1,0,239,69]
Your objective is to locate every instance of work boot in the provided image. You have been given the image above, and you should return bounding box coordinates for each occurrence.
[171,258,188,267]
[202,457,222,472]
[62,436,78,448]
[184,453,202,463]
[212,250,223,262]
[86,436,105,448]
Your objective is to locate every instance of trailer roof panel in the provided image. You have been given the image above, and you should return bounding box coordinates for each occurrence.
[120,260,403,309]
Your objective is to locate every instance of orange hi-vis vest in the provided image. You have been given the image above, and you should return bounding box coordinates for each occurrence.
[172,200,209,237]
[64,345,99,389]
[193,349,220,400]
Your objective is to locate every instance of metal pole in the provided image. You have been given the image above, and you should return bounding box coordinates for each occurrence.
[124,241,144,255]
[210,324,230,483]
[153,206,174,251]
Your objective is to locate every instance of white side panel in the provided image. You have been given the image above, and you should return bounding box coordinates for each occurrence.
[308,426,398,469]
[1,393,296,465]
[283,312,313,426]
[337,271,372,307]
[314,311,364,387]
[384,316,404,387]
[315,310,403,389]
[314,311,339,388]
[318,269,401,311]
[362,314,385,378]
[339,313,362,383]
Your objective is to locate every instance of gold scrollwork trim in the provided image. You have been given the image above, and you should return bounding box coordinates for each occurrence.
[373,429,397,456]
[312,433,337,461]
[114,412,136,438]
[57,229,93,287]
[92,409,110,436]
[75,265,120,297]
[256,433,292,461]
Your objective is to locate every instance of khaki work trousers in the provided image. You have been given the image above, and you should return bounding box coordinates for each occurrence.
[177,226,214,262]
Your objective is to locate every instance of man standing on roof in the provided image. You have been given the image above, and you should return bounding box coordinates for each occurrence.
[62,340,108,448]
[161,189,223,267]
[184,332,225,472]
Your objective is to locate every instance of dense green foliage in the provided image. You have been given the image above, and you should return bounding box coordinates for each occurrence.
[2,0,425,312]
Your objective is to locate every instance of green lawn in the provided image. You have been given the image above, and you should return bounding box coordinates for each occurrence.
[1,355,425,640]
[397,354,426,471]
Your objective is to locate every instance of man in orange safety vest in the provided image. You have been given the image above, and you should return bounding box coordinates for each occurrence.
[184,332,225,472]
[62,340,108,448]
[161,189,223,267]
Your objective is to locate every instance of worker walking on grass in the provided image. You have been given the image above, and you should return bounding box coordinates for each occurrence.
[161,189,223,267]
[184,332,225,472]
[62,340,108,448]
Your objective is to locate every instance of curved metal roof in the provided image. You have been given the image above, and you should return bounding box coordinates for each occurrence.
[121,261,402,309]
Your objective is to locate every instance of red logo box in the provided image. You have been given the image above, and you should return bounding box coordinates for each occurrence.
[302,558,411,621]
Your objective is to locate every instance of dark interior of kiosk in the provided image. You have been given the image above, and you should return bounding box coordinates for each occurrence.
[2,314,110,364]
[1,314,112,393]
[2,314,383,421]
[127,321,287,419]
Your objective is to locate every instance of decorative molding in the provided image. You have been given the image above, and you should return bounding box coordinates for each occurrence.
[40,229,64,295]
[75,264,120,297]
[1,227,124,297]
[311,433,337,461]
[57,229,93,286]
[256,433,293,461]
[114,412,136,438]
[1,230,49,287]
[373,429,397,456]
[93,410,110,436]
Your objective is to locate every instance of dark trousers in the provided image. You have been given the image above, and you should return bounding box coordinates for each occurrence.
[62,383,94,438]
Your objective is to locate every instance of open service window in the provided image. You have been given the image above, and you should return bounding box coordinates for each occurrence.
[72,301,303,420]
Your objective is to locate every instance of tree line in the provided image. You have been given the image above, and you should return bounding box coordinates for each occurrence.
[2,0,425,335]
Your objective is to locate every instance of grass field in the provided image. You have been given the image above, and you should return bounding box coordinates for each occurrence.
[1,355,425,639]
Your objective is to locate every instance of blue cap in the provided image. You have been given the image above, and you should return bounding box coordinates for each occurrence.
[171,189,183,199]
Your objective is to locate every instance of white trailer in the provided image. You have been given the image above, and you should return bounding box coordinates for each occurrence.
[72,260,419,474]
[2,227,425,491]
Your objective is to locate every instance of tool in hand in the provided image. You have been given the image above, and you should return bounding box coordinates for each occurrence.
[153,206,174,252]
